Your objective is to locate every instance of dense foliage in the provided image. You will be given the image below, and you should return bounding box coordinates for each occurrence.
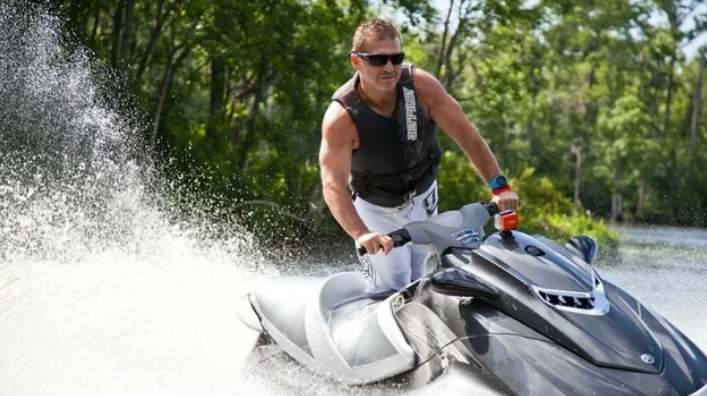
[48,0,707,246]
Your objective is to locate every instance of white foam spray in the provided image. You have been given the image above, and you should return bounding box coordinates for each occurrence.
[0,2,276,395]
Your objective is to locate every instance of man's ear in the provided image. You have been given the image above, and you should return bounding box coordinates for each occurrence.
[350,53,361,70]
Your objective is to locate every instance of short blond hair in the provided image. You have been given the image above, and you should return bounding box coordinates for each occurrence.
[351,18,401,52]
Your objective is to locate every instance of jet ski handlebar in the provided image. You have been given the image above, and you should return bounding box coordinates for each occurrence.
[484,202,500,216]
[357,229,412,256]
[356,202,500,256]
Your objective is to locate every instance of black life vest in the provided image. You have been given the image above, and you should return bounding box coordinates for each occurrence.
[331,63,441,207]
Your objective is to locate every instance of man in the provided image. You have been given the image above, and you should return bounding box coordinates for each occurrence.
[318,18,519,294]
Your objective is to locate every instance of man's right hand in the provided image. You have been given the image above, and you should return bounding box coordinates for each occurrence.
[356,232,394,255]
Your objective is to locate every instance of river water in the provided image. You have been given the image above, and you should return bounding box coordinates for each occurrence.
[1,2,706,395]
[602,226,707,349]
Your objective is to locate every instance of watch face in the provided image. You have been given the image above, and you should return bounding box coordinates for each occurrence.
[496,175,508,187]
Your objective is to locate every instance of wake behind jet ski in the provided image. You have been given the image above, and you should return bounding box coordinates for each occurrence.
[236,202,707,395]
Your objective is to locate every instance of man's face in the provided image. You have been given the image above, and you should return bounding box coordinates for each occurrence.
[351,38,403,93]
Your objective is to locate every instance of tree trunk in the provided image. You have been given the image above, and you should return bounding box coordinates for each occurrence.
[235,52,269,170]
[636,180,645,219]
[206,4,230,139]
[549,64,562,139]
[68,0,91,38]
[579,35,599,163]
[151,40,192,152]
[207,58,227,137]
[68,0,81,28]
[526,94,536,147]
[127,14,141,68]
[570,144,582,210]
[109,0,125,70]
[584,63,597,121]
[237,89,266,171]
[151,48,176,151]
[611,192,623,223]
[690,53,705,158]
[501,117,512,161]
[664,55,676,134]
[526,51,542,148]
[119,0,136,78]
[133,0,174,89]
[442,0,470,91]
[265,84,275,121]
[435,0,455,79]
[548,32,566,139]
[90,3,100,46]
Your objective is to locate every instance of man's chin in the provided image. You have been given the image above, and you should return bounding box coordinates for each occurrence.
[377,78,397,90]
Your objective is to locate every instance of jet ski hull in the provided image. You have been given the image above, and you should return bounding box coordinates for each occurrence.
[236,204,707,395]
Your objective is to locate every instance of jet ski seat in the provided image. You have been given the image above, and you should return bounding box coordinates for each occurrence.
[306,272,417,384]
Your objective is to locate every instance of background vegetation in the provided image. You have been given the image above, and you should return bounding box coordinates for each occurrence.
[47,0,707,247]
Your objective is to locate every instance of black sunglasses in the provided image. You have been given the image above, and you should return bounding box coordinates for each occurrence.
[351,51,405,67]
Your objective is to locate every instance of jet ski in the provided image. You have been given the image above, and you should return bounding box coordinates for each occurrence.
[236,202,707,395]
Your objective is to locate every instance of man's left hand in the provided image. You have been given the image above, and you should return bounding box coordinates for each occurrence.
[492,190,520,212]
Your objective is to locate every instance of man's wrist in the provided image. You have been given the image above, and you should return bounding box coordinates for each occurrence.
[492,185,513,196]
[489,174,511,195]
[488,174,508,190]
[351,228,370,240]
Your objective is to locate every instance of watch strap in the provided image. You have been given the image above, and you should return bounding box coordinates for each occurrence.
[489,175,508,190]
[492,185,512,196]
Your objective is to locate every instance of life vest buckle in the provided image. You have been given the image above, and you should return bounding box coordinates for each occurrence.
[398,172,414,186]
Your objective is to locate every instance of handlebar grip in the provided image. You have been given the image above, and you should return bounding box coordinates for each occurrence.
[357,229,412,256]
[484,202,500,216]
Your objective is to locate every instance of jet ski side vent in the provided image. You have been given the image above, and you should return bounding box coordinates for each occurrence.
[531,272,610,316]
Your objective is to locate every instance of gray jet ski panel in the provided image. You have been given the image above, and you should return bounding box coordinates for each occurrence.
[251,276,322,357]
[404,203,491,254]
[480,232,593,291]
[249,272,416,385]
[403,287,707,395]
[608,280,707,390]
[327,296,398,367]
[443,240,665,374]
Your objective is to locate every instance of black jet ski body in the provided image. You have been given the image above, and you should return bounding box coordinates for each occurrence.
[237,203,707,395]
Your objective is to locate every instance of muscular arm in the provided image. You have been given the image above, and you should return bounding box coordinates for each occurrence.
[413,67,519,211]
[413,68,501,183]
[318,103,369,240]
[318,103,393,254]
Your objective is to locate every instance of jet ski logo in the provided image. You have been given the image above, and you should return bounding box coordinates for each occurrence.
[451,228,481,246]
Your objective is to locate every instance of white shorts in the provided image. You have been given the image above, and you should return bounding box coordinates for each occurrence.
[354,181,439,294]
